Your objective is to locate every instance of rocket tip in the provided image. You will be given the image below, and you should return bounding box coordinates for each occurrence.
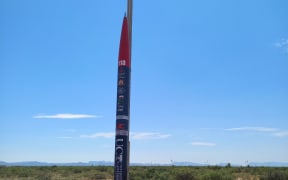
[124,12,127,17]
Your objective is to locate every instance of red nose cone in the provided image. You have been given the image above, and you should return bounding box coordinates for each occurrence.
[118,16,130,68]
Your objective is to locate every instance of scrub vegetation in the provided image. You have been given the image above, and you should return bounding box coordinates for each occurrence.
[1,165,288,180]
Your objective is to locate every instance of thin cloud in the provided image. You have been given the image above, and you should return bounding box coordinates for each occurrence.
[225,127,278,132]
[272,131,288,137]
[191,142,216,147]
[33,113,101,119]
[80,132,171,140]
[274,38,288,53]
[131,132,171,140]
[80,132,115,139]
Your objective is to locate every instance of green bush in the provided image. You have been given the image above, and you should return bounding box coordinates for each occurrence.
[202,171,222,180]
[175,171,196,180]
[260,169,288,180]
[0,166,287,179]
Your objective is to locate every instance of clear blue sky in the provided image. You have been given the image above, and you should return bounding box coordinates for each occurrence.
[1,0,287,165]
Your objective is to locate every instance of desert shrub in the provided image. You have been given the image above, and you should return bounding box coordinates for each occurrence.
[174,171,196,180]
[97,166,110,172]
[226,163,231,168]
[37,172,52,180]
[208,165,222,170]
[260,169,288,180]
[1,166,288,180]
[202,171,222,180]
[130,166,173,180]
[156,171,171,180]
[89,172,107,180]
[72,167,83,174]
[129,167,146,180]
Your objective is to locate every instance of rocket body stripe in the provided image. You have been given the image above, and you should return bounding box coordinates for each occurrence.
[114,16,130,180]
[116,115,129,120]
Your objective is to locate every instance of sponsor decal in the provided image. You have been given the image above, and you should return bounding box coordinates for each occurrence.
[119,59,126,66]
[117,95,125,108]
[115,141,123,179]
[118,79,124,86]
[118,88,126,94]
[115,137,127,180]
[118,95,124,101]
[117,123,125,130]
[117,106,124,112]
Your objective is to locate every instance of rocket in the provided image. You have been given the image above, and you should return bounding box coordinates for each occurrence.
[114,15,131,180]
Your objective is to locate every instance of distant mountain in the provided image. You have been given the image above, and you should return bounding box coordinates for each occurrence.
[172,161,207,166]
[0,161,113,167]
[1,161,288,167]
[0,161,50,166]
[248,162,288,167]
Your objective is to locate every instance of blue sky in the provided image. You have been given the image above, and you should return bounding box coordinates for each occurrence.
[1,0,287,165]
